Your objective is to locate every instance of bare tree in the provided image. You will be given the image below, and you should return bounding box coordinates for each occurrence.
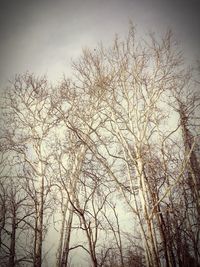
[0,166,35,267]
[66,25,200,266]
[65,155,114,267]
[1,24,199,267]
[1,73,59,267]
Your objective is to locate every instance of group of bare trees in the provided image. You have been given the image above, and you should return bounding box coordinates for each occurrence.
[0,26,199,267]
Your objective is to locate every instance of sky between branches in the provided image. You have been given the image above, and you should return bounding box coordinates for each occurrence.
[0,0,200,88]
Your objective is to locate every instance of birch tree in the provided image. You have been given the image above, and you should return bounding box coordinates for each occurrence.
[1,73,59,267]
[1,24,199,267]
[67,25,200,266]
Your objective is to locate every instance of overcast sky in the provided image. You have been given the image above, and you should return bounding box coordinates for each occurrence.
[0,0,200,88]
[0,1,199,265]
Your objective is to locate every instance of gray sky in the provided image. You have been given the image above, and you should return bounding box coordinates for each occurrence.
[0,1,199,265]
[0,0,200,88]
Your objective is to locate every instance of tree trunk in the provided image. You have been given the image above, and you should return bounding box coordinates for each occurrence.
[137,156,160,267]
[60,209,74,267]
[56,200,68,267]
[9,208,16,267]
[34,175,44,267]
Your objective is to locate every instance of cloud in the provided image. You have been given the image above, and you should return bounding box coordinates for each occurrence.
[0,0,199,88]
